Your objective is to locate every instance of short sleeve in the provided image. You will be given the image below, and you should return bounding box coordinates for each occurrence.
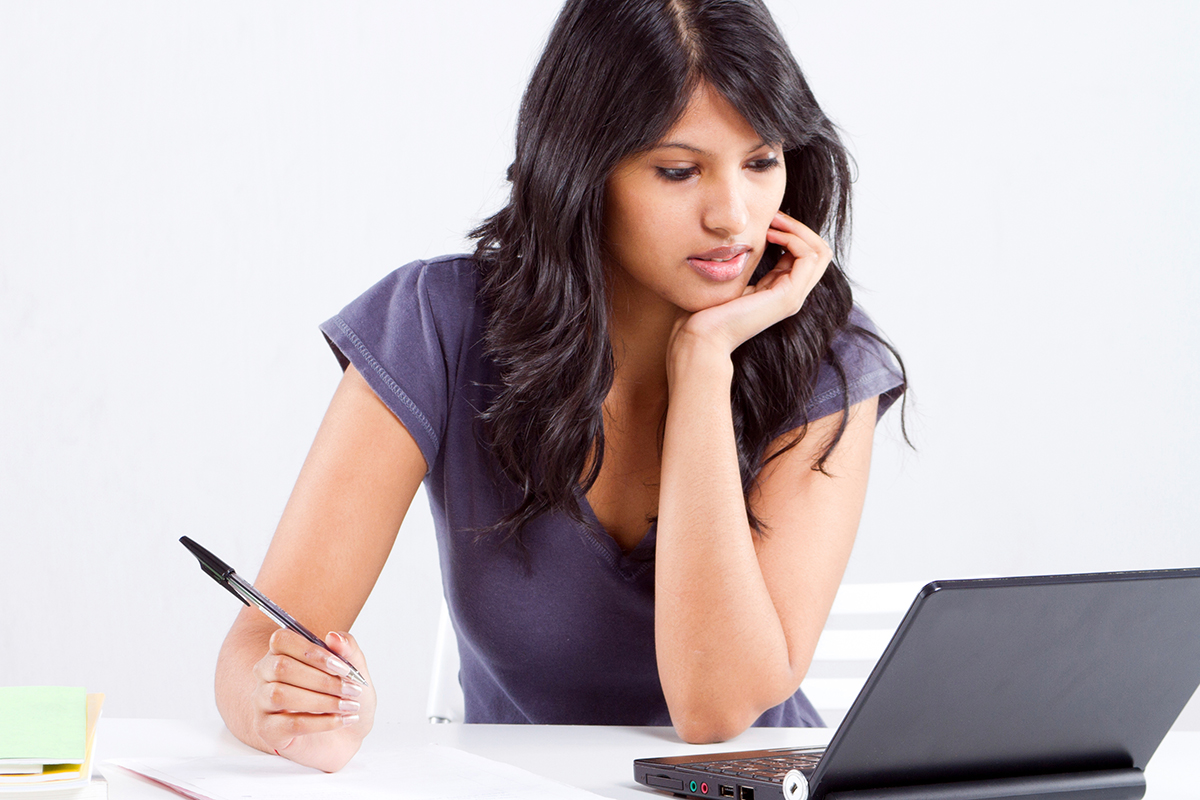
[804,305,905,424]
[318,256,480,475]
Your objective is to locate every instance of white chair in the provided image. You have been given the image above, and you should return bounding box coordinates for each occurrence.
[426,600,465,724]
[799,581,923,728]
[425,581,925,726]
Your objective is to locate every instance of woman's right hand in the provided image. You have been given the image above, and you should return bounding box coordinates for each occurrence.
[248,628,376,772]
[215,364,425,771]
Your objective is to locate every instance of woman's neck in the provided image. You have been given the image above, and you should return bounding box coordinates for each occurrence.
[607,275,683,409]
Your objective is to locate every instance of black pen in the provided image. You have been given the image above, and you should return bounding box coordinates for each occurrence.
[180,536,368,687]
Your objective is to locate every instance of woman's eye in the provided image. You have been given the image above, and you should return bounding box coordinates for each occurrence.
[748,156,781,173]
[655,166,697,182]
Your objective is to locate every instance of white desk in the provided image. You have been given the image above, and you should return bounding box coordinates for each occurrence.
[97,720,1197,799]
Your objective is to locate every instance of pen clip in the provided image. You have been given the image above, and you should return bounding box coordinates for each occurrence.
[180,536,250,607]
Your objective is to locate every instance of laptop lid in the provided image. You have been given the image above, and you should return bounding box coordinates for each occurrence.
[807,567,1200,798]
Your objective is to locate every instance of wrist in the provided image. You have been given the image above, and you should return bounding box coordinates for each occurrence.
[667,328,735,393]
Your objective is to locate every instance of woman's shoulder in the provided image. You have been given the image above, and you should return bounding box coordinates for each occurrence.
[320,253,487,374]
[327,254,482,334]
[805,304,906,422]
[371,252,481,305]
[318,255,488,472]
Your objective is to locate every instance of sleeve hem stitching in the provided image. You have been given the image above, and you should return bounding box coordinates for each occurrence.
[805,365,898,413]
[328,315,441,452]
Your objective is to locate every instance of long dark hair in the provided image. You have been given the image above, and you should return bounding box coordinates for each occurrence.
[472,0,903,541]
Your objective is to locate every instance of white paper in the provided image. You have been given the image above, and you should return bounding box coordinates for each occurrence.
[107,744,601,800]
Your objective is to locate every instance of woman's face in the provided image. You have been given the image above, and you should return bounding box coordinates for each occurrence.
[604,83,787,317]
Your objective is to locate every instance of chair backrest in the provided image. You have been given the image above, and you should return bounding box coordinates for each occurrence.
[425,581,924,726]
[799,581,924,729]
[426,599,464,724]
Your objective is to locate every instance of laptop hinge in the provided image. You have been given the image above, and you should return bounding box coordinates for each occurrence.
[822,767,1145,800]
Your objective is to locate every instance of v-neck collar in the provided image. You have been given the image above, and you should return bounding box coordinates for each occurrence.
[572,486,656,580]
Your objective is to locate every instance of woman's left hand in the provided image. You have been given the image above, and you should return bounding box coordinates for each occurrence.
[670,210,832,358]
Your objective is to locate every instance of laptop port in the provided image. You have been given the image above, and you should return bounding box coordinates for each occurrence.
[719,787,734,798]
[739,788,755,800]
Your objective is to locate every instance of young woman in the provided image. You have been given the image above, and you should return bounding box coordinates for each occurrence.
[215,0,905,773]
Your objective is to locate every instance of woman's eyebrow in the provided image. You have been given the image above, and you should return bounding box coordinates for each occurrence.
[652,140,775,157]
[654,141,707,155]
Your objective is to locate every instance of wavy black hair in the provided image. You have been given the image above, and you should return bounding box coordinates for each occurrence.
[471,0,905,541]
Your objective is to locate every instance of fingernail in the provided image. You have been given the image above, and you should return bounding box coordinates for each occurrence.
[341,680,363,698]
[342,714,360,727]
[339,699,361,714]
[326,656,351,677]
[327,631,346,646]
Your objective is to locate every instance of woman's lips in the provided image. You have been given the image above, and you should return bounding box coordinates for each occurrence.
[687,244,751,282]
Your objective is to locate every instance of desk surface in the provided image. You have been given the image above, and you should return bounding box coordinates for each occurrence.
[97,720,1198,799]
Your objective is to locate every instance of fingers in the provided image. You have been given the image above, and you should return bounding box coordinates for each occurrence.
[260,707,361,752]
[764,211,832,299]
[767,210,831,257]
[251,629,365,752]
[258,629,362,698]
[254,678,361,718]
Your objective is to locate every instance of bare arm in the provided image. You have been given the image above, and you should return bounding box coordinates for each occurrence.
[215,364,426,771]
[656,211,878,742]
[657,366,875,740]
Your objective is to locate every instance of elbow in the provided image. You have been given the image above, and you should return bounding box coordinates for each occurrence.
[667,672,808,744]
[674,718,747,745]
[669,699,761,745]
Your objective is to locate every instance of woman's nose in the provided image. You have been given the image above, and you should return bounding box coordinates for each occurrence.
[701,176,749,237]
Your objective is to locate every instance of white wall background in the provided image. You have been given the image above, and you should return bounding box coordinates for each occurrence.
[2,1,1198,730]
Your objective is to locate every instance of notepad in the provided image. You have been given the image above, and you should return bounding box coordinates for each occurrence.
[0,691,103,793]
[0,687,87,767]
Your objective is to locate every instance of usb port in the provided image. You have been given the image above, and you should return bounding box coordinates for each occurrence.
[719,787,735,798]
[739,788,755,800]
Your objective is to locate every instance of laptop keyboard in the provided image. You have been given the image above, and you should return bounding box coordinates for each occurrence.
[684,747,826,782]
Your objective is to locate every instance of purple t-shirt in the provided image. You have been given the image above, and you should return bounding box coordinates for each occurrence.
[321,254,904,727]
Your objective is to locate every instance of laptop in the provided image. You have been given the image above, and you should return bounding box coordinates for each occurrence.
[635,567,1200,800]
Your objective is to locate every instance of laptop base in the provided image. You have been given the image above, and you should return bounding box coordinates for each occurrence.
[824,768,1145,800]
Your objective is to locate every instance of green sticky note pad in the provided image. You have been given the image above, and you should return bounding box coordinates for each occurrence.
[0,686,87,762]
